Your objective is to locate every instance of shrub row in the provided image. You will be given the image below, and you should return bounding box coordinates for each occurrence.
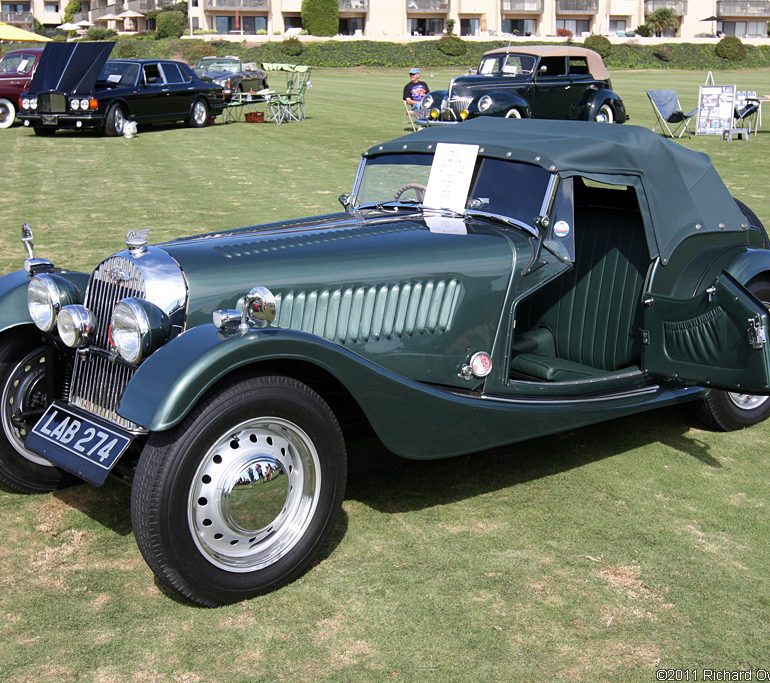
[6,37,770,70]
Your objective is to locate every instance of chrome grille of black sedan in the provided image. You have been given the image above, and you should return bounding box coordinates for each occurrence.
[38,93,67,114]
[69,257,145,431]
[448,96,473,116]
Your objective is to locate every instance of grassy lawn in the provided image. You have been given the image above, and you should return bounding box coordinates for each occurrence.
[1,67,770,681]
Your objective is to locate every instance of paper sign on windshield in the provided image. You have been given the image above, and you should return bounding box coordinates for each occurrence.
[423,143,479,235]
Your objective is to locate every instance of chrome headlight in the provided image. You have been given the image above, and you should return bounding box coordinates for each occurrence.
[69,98,80,110]
[80,98,90,110]
[111,298,170,364]
[27,273,81,332]
[478,95,493,112]
[57,305,96,348]
[21,97,30,110]
[30,97,37,110]
[421,94,433,110]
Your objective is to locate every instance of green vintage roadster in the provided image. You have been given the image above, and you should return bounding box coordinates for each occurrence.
[1,119,769,606]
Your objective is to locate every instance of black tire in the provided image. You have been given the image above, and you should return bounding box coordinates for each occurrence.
[104,103,126,137]
[735,197,770,248]
[33,127,55,137]
[699,278,770,430]
[131,375,347,606]
[188,98,209,128]
[0,330,73,492]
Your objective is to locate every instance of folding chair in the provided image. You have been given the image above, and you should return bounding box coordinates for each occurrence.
[735,96,759,133]
[647,89,697,138]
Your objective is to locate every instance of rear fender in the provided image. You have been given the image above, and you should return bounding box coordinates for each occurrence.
[584,89,626,122]
[724,248,770,287]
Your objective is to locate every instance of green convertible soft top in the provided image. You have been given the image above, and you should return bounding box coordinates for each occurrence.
[366,119,748,263]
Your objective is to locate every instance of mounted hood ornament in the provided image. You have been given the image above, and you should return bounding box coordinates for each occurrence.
[21,223,34,259]
[21,223,53,274]
[126,229,150,255]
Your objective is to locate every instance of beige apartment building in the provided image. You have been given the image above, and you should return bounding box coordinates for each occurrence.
[186,0,769,39]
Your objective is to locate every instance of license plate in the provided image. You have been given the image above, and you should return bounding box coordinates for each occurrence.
[41,114,58,125]
[26,402,133,485]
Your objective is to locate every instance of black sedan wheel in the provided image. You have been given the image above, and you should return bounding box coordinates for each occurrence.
[0,333,72,492]
[188,99,209,128]
[131,375,347,606]
[0,98,16,129]
[699,278,770,430]
[104,104,126,137]
[595,103,614,123]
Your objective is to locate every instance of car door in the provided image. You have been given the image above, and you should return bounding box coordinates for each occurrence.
[532,56,586,120]
[159,62,195,119]
[130,63,167,122]
[642,272,770,394]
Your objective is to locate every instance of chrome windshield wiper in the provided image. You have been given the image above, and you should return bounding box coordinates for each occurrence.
[356,200,422,212]
[463,209,538,239]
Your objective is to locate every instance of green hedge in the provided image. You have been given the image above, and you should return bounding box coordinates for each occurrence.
[8,37,770,70]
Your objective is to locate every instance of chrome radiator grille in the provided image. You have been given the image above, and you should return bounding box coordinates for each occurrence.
[38,93,66,114]
[70,257,145,430]
[447,96,473,116]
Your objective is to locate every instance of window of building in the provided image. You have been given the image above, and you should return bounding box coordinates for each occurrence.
[460,17,480,36]
[408,18,444,36]
[284,15,302,30]
[191,0,198,6]
[339,17,364,35]
[718,20,767,38]
[556,18,589,35]
[43,2,59,12]
[609,19,626,34]
[214,14,265,34]
[2,2,31,12]
[192,16,199,29]
[502,18,535,35]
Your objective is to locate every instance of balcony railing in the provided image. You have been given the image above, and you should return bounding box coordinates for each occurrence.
[340,0,368,9]
[555,0,598,13]
[405,0,449,12]
[644,0,687,14]
[717,0,770,15]
[502,0,544,12]
[205,0,267,7]
[1,10,33,24]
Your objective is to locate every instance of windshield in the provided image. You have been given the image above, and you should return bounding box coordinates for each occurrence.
[0,52,36,75]
[478,54,536,76]
[355,153,552,228]
[97,62,140,86]
[196,58,241,74]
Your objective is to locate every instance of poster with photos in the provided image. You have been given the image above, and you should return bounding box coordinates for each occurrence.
[696,84,736,135]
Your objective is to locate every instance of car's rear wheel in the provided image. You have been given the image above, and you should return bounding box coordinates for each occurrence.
[189,99,209,128]
[131,375,347,606]
[33,127,55,137]
[0,98,16,129]
[505,108,522,119]
[0,332,72,492]
[104,103,126,136]
[699,278,770,430]
[595,103,614,123]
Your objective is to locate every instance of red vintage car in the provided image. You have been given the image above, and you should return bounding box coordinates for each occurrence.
[0,47,43,129]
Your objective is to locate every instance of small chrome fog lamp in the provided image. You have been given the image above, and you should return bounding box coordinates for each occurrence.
[459,110,469,120]
[57,305,96,348]
[110,298,170,364]
[429,108,440,120]
[241,286,276,332]
[27,273,81,332]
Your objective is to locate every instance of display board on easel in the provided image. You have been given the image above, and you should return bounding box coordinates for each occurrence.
[696,84,736,135]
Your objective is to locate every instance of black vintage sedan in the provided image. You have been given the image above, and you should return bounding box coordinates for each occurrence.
[17,42,227,136]
[194,56,268,100]
[423,45,627,124]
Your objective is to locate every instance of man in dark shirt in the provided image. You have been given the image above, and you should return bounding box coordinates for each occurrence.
[403,67,429,110]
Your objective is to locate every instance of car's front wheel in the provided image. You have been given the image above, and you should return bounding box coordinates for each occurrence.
[595,103,614,123]
[0,331,72,492]
[188,99,209,128]
[699,278,770,430]
[104,103,126,136]
[131,375,347,606]
[0,98,16,129]
[505,108,522,119]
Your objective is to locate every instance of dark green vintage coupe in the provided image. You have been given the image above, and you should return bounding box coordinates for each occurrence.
[1,119,769,606]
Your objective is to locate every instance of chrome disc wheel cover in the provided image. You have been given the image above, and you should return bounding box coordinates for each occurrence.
[1,349,53,467]
[726,393,770,411]
[193,101,207,125]
[596,104,614,123]
[505,108,521,119]
[188,416,321,572]
[113,107,125,134]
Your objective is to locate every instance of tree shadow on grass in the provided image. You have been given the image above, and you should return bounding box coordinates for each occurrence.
[346,404,722,514]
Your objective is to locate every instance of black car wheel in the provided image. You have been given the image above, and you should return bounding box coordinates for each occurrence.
[189,99,209,128]
[0,98,16,129]
[595,103,614,123]
[0,331,72,492]
[131,375,347,606]
[33,127,55,137]
[699,278,770,431]
[505,108,522,119]
[104,104,126,137]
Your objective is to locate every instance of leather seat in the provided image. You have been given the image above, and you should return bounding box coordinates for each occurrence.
[511,189,649,382]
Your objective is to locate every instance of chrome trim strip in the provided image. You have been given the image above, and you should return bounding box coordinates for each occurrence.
[478,384,662,405]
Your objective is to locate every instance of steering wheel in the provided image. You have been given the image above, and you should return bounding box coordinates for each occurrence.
[394,183,427,203]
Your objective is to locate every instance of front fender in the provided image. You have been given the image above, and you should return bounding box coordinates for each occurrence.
[468,92,530,118]
[584,89,627,123]
[118,323,697,460]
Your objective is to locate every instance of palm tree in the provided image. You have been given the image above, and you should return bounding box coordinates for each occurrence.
[646,7,679,37]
